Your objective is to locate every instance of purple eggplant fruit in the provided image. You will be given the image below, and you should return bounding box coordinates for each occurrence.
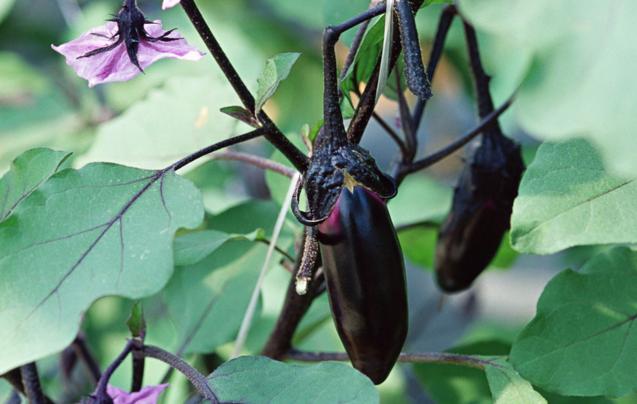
[435,133,524,292]
[318,186,407,384]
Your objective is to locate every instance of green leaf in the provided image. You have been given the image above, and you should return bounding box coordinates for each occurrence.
[255,52,301,114]
[0,163,203,374]
[157,240,266,354]
[341,16,384,96]
[78,75,252,170]
[511,140,637,254]
[485,358,547,404]
[459,0,637,178]
[510,247,637,397]
[0,148,71,221]
[173,229,263,267]
[126,301,146,338]
[0,0,15,23]
[388,175,452,225]
[208,356,379,403]
[219,105,259,128]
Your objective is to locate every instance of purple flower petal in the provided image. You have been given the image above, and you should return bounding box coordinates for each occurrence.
[106,384,169,404]
[162,0,181,9]
[52,20,202,87]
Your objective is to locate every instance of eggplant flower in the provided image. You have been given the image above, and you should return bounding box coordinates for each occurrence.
[162,0,181,9]
[106,384,168,404]
[52,0,202,87]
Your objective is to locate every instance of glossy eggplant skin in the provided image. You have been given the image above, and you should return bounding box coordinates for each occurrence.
[318,186,407,385]
[435,134,525,293]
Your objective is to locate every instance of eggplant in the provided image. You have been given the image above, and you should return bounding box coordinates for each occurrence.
[435,134,524,292]
[318,186,407,384]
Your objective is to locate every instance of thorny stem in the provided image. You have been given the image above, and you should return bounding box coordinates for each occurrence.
[142,345,218,403]
[72,334,101,385]
[211,150,296,178]
[399,95,514,178]
[93,340,133,401]
[179,0,308,172]
[20,363,47,404]
[286,350,501,370]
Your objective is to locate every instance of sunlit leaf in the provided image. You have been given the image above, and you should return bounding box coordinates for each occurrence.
[511,140,637,254]
[0,148,71,221]
[459,0,637,178]
[485,358,546,404]
[0,163,203,373]
[208,356,378,403]
[255,52,301,114]
[510,247,637,396]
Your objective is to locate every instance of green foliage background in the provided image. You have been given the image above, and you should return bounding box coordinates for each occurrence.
[1,0,636,403]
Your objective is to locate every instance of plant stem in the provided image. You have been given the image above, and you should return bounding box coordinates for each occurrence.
[287,349,500,370]
[372,111,407,154]
[72,334,101,385]
[261,232,324,359]
[211,151,296,178]
[178,0,308,172]
[170,128,266,171]
[130,343,145,392]
[399,95,514,178]
[20,363,47,404]
[412,5,456,130]
[142,345,218,403]
[463,20,499,129]
[93,340,133,401]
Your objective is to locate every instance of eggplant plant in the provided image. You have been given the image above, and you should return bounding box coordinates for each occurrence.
[1,0,636,403]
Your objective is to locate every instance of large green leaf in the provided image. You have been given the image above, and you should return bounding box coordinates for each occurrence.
[510,247,637,396]
[459,0,637,178]
[485,358,546,404]
[173,229,263,266]
[511,140,637,254]
[0,163,203,374]
[0,0,15,23]
[77,75,253,170]
[255,52,301,114]
[0,148,71,221]
[158,240,266,354]
[208,356,379,403]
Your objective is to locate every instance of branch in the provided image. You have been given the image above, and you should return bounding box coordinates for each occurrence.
[72,334,101,385]
[142,345,218,404]
[20,364,48,404]
[170,128,266,171]
[261,230,324,359]
[92,340,133,402]
[372,111,407,154]
[399,95,514,178]
[211,151,296,178]
[179,0,308,172]
[412,5,456,130]
[286,349,500,370]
